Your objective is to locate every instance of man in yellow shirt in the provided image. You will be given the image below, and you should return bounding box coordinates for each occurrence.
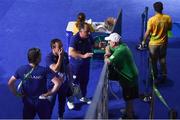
[142,2,172,84]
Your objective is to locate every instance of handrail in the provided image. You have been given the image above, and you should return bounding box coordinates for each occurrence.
[137,7,149,50]
[85,63,108,119]
[140,7,148,42]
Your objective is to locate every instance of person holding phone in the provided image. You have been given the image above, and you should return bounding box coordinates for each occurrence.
[46,39,73,119]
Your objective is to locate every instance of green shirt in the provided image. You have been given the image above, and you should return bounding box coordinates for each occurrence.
[109,43,138,86]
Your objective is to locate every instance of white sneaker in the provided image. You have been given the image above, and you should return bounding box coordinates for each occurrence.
[67,101,74,110]
[79,97,91,104]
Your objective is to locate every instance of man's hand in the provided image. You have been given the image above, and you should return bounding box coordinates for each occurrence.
[141,40,146,47]
[104,58,111,65]
[39,93,51,100]
[41,93,49,97]
[83,53,93,58]
[104,45,111,59]
[98,41,106,49]
[104,53,111,58]
[58,48,64,57]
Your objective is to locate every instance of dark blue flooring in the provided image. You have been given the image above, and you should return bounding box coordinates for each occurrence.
[0,0,180,119]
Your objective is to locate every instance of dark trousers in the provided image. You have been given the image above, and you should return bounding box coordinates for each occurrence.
[23,97,51,119]
[49,80,69,117]
[71,61,90,97]
[149,44,167,78]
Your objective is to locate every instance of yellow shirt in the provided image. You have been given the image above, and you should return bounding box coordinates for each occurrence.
[147,13,172,45]
[72,22,94,35]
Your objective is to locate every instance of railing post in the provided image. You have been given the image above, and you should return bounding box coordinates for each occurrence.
[85,63,108,119]
[112,9,122,36]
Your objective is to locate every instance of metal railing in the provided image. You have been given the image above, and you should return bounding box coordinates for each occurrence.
[136,7,149,50]
[85,9,123,118]
[112,9,122,36]
[140,7,148,42]
[85,63,109,119]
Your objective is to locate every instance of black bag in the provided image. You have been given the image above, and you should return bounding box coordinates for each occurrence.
[71,83,81,96]
[63,62,81,96]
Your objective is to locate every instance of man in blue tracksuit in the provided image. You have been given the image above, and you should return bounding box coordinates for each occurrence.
[69,22,94,104]
[46,39,73,118]
[8,48,61,119]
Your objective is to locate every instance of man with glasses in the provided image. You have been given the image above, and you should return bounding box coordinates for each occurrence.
[68,23,94,106]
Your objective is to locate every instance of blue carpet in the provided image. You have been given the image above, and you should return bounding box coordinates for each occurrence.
[0,0,180,119]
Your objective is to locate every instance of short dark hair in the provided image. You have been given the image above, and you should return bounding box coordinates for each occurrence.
[50,38,63,49]
[153,2,163,13]
[27,48,41,65]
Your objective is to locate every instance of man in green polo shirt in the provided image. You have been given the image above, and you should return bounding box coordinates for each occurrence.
[104,33,139,119]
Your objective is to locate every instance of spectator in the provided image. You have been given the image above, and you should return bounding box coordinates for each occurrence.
[8,48,61,119]
[142,2,172,84]
[46,39,74,118]
[69,22,94,104]
[104,33,139,119]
